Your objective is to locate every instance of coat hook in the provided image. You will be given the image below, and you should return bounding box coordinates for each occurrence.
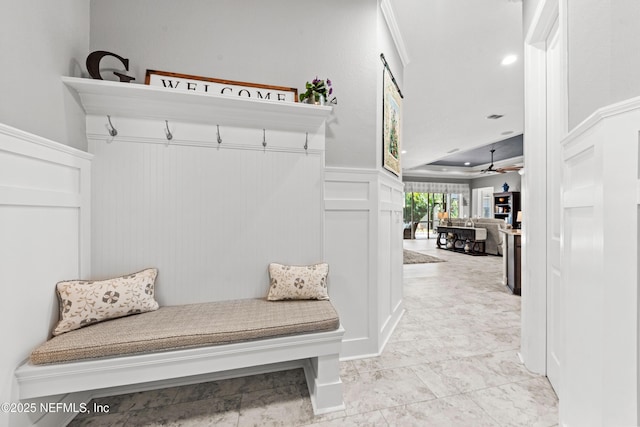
[164,120,173,142]
[262,129,267,148]
[304,132,308,151]
[106,115,117,137]
[217,125,222,144]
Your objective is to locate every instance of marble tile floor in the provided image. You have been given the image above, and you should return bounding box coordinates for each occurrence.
[68,239,558,427]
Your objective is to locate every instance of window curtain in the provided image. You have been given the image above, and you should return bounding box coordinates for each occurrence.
[403,181,470,204]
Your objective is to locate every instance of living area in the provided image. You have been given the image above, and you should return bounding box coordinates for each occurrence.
[403,146,524,296]
[403,155,523,254]
[403,133,523,246]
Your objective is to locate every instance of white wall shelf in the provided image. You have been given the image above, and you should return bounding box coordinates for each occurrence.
[62,77,332,133]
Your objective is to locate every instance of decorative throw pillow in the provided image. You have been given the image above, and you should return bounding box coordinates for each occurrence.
[267,263,330,301]
[52,268,159,336]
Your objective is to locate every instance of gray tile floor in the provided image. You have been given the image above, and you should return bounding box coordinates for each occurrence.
[68,239,558,426]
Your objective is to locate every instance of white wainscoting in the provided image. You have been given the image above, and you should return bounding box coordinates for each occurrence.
[377,174,405,346]
[88,119,326,306]
[0,123,92,427]
[559,97,640,426]
[324,167,404,359]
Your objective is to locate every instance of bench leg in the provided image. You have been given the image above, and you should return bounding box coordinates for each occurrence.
[304,354,345,414]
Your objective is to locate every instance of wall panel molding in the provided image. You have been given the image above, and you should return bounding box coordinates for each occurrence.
[324,167,404,359]
[559,102,640,426]
[0,123,92,427]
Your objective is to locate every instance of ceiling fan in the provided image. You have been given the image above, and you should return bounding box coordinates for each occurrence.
[481,149,499,173]
[481,148,523,174]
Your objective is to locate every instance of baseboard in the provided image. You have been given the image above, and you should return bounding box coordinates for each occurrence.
[339,336,380,360]
[379,301,406,354]
[339,305,405,361]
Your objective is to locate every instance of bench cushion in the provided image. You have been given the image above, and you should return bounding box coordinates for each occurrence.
[30,298,340,365]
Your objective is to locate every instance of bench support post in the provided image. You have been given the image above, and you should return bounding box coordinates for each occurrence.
[304,354,345,414]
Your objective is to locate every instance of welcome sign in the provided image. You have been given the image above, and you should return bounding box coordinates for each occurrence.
[145,70,298,102]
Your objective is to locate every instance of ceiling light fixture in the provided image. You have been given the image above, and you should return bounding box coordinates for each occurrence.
[487,114,504,120]
[464,162,471,166]
[401,150,407,154]
[501,54,518,66]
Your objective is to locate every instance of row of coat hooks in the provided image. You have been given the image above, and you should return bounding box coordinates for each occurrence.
[105,116,310,151]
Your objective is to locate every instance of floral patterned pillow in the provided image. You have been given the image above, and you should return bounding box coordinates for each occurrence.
[52,268,159,336]
[267,263,330,301]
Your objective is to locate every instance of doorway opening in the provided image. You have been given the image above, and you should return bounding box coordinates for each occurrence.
[403,192,463,239]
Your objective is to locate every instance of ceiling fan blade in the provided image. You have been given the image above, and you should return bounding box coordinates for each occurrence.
[496,165,522,173]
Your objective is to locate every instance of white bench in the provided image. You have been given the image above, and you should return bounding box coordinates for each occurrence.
[15,299,345,424]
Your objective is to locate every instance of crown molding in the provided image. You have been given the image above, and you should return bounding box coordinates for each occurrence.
[380,0,410,67]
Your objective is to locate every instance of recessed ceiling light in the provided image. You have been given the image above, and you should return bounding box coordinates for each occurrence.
[501,54,517,66]
[464,162,471,166]
[401,150,407,154]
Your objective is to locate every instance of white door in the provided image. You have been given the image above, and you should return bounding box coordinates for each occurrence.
[472,186,494,219]
[545,18,564,396]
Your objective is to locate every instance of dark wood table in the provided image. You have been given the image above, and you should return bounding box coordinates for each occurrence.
[436,226,487,255]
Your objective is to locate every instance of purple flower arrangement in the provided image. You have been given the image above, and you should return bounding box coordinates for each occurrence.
[299,77,337,104]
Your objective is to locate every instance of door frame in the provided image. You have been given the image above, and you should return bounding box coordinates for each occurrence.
[521,0,568,376]
[544,17,566,396]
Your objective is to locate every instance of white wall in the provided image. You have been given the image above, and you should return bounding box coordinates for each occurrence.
[471,171,521,194]
[523,0,544,37]
[0,3,90,424]
[89,0,380,169]
[88,120,326,306]
[566,0,640,129]
[0,1,89,150]
[0,124,92,427]
[321,0,405,357]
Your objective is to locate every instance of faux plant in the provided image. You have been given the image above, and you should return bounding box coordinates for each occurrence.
[299,77,337,104]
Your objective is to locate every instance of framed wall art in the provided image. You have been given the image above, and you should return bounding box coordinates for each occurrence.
[381,54,403,176]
